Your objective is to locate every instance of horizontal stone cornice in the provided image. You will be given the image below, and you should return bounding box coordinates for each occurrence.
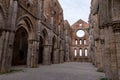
[112,21,120,33]
[99,21,120,32]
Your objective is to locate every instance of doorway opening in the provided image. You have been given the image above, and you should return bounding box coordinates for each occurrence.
[12,27,28,66]
[38,36,44,64]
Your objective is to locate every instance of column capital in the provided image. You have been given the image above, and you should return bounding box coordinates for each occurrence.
[112,22,120,33]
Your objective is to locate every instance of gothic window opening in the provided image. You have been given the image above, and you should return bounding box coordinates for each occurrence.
[80,39,82,45]
[75,39,78,45]
[79,49,82,56]
[84,39,87,45]
[74,49,77,56]
[85,49,88,56]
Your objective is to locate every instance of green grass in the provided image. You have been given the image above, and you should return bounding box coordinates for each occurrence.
[100,77,108,80]
[0,69,23,75]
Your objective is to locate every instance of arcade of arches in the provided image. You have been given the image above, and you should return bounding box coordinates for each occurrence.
[0,0,120,80]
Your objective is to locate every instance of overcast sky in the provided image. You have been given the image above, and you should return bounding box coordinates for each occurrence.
[58,0,91,25]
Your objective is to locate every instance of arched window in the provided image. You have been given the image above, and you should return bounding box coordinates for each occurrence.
[74,49,77,56]
[85,49,88,56]
[79,49,82,56]
[84,39,87,45]
[75,39,78,45]
[80,39,82,45]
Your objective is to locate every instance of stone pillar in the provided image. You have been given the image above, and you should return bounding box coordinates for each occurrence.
[0,31,11,72]
[59,49,64,63]
[0,31,5,72]
[0,0,18,72]
[103,26,112,79]
[33,41,39,67]
[112,23,120,80]
[53,48,59,64]
[27,40,39,68]
[43,44,51,65]
[98,40,104,71]
[70,48,74,62]
[115,33,120,80]
[95,40,100,67]
[5,31,15,70]
[108,26,118,80]
[100,28,105,72]
[95,38,103,72]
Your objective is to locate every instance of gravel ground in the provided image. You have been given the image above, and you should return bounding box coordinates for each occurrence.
[0,62,105,80]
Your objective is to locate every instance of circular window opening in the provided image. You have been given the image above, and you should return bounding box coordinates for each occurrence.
[76,30,85,37]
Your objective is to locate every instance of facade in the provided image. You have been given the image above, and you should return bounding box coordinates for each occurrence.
[89,0,120,80]
[71,19,90,62]
[0,0,71,73]
[2,0,120,80]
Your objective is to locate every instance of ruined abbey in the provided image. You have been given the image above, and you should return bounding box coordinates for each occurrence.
[0,0,120,80]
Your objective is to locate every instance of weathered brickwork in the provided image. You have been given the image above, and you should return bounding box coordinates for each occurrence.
[0,0,71,73]
[89,0,120,80]
[71,19,90,62]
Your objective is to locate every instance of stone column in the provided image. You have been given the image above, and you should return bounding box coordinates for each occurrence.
[112,23,120,80]
[0,0,18,72]
[33,41,39,67]
[59,49,64,63]
[108,26,118,80]
[70,48,74,62]
[96,38,103,72]
[98,40,103,71]
[43,44,51,65]
[103,26,112,79]
[0,31,11,72]
[53,48,59,64]
[27,40,39,68]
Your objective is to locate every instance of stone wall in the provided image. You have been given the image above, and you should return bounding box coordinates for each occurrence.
[0,0,71,73]
[89,0,120,80]
[71,19,90,62]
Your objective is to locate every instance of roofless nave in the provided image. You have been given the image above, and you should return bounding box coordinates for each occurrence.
[0,0,120,80]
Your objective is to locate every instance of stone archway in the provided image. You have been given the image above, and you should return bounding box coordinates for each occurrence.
[38,36,44,64]
[12,27,28,66]
[12,16,34,67]
[40,29,50,65]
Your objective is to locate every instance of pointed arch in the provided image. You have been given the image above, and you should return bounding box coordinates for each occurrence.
[12,15,34,66]
[16,15,34,40]
[40,28,49,45]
